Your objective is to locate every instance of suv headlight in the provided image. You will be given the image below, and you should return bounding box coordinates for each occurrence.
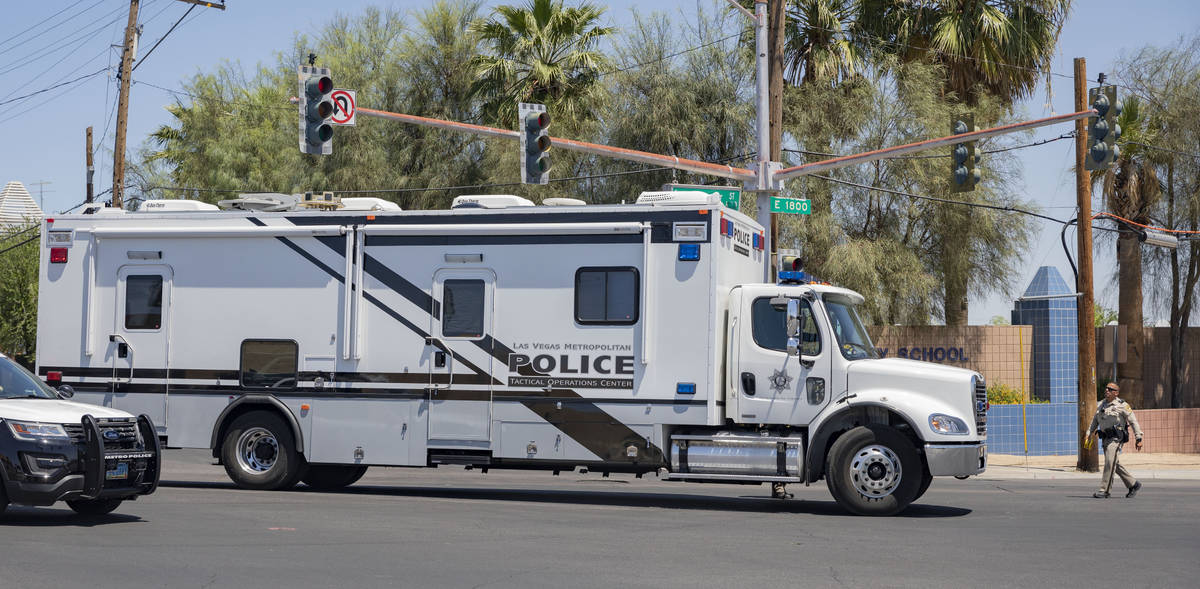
[928,414,969,435]
[6,420,70,441]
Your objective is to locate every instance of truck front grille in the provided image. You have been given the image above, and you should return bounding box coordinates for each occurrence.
[975,379,988,437]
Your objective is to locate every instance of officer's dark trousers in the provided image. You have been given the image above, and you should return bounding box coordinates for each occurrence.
[1099,439,1137,493]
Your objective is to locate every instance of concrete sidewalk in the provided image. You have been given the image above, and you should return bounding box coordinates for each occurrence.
[982,452,1200,480]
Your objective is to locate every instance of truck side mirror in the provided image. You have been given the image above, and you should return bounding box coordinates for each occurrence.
[57,384,75,399]
[786,299,800,357]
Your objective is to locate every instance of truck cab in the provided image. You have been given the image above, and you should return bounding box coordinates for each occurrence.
[669,272,986,515]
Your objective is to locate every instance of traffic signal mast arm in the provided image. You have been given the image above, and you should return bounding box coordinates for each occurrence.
[350,105,1096,185]
[355,106,756,183]
[774,109,1099,181]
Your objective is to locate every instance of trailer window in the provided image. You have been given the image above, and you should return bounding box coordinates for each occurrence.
[240,340,298,389]
[751,297,820,355]
[125,275,163,330]
[443,279,486,338]
[575,268,639,325]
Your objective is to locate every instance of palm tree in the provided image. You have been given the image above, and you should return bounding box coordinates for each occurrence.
[469,0,614,128]
[785,0,864,86]
[857,0,1072,105]
[1091,95,1162,409]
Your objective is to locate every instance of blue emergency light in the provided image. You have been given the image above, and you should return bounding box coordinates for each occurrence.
[678,243,701,261]
[676,383,696,394]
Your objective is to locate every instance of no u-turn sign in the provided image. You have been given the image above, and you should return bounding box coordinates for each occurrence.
[331,89,356,126]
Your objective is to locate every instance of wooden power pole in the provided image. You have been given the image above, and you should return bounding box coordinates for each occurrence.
[1074,57,1099,472]
[111,0,141,210]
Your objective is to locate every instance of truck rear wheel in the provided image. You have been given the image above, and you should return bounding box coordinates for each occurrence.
[221,411,306,490]
[66,498,123,516]
[0,481,8,515]
[302,465,368,491]
[825,425,921,516]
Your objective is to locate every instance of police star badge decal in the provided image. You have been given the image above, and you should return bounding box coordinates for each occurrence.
[770,368,793,393]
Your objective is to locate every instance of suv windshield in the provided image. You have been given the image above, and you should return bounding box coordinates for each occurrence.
[824,295,878,361]
[0,356,57,399]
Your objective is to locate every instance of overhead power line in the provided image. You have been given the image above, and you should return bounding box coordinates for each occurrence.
[602,32,742,77]
[0,67,109,107]
[133,4,197,72]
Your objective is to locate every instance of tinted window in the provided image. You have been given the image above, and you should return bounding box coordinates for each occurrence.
[576,268,639,324]
[241,340,298,389]
[125,275,163,330]
[443,279,485,338]
[751,297,820,355]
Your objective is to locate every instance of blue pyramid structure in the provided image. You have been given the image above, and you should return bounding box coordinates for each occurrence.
[1011,266,1078,404]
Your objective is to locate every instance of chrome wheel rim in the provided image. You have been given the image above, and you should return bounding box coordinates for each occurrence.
[849,444,902,499]
[236,427,279,474]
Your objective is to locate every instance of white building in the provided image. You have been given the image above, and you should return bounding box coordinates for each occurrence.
[0,181,44,228]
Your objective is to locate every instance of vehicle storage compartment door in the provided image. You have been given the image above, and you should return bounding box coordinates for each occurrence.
[427,268,495,443]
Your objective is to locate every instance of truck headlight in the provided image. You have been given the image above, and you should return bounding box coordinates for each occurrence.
[928,414,969,435]
[6,420,70,441]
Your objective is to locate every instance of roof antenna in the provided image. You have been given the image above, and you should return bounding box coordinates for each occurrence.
[1097,72,1107,86]
[308,53,317,66]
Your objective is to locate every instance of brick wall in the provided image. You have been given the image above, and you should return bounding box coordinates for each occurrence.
[868,325,1033,400]
[1133,408,1200,453]
[1092,327,1200,409]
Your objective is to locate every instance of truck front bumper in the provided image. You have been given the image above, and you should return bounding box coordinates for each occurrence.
[1,414,161,506]
[924,442,986,477]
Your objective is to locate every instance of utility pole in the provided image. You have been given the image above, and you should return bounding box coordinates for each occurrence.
[27,181,53,211]
[86,127,95,204]
[752,0,773,282]
[1074,57,1099,473]
[111,0,141,210]
[768,0,785,279]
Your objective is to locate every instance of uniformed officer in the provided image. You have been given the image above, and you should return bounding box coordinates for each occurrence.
[1084,383,1144,498]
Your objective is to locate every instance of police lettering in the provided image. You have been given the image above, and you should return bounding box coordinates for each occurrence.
[508,353,634,375]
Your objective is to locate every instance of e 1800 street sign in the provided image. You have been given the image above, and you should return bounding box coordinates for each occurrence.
[770,197,811,215]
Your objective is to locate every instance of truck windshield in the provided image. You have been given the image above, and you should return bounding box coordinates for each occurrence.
[0,356,57,399]
[824,296,878,361]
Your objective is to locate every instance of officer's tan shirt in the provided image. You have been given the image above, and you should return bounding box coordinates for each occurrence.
[1087,398,1144,440]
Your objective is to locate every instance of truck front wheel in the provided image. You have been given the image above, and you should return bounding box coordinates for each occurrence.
[221,411,306,490]
[825,425,921,516]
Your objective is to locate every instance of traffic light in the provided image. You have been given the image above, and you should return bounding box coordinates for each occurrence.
[298,65,333,155]
[950,115,980,192]
[1085,86,1122,171]
[519,102,550,184]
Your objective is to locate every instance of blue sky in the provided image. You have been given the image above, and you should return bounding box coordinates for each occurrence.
[2,0,1198,324]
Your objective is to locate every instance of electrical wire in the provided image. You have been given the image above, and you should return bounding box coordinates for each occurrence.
[0,3,129,77]
[1095,211,1200,235]
[602,32,742,77]
[132,4,197,72]
[1125,141,1200,161]
[0,68,110,107]
[0,0,103,58]
[0,234,38,257]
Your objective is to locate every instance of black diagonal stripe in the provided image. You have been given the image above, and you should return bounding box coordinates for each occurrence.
[520,392,665,465]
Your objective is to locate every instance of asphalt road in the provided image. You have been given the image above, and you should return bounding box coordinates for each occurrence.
[2,449,1197,589]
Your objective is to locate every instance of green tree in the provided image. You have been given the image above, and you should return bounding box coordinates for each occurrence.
[0,224,39,367]
[783,0,864,86]
[1091,96,1161,408]
[858,0,1072,106]
[1121,36,1200,408]
[469,0,614,129]
[1093,304,1118,327]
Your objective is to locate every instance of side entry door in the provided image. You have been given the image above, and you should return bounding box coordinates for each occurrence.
[426,269,495,443]
[110,265,172,433]
[735,292,832,425]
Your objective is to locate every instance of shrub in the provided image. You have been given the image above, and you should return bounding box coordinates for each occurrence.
[987,383,1025,405]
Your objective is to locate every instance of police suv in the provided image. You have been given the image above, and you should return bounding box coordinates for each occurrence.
[0,352,160,516]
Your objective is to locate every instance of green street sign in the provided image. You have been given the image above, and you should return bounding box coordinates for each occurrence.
[666,184,740,209]
[770,197,811,215]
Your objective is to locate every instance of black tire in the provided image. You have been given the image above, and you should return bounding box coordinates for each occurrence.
[825,425,922,516]
[221,410,307,490]
[913,469,934,503]
[302,465,368,491]
[66,498,123,516]
[0,480,8,516]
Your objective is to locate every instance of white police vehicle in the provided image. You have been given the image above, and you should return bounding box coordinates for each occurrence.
[0,352,160,516]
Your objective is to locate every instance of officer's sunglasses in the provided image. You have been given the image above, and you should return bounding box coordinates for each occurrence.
[1105,386,1118,392]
